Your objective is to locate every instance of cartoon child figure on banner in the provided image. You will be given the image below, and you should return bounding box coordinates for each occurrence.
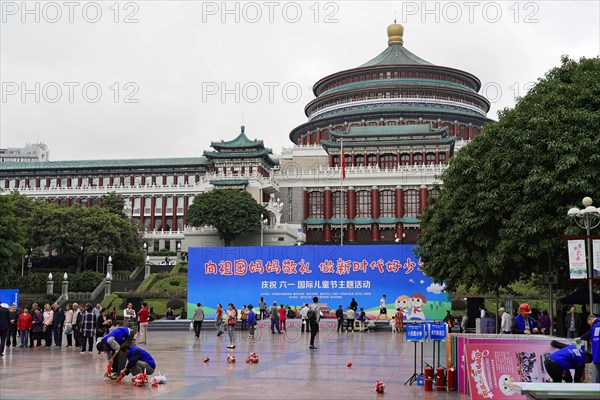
[409,293,426,320]
[395,295,411,319]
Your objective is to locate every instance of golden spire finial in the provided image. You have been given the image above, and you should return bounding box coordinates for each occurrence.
[387,20,404,46]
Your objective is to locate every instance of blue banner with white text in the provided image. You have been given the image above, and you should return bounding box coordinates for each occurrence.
[188,245,451,319]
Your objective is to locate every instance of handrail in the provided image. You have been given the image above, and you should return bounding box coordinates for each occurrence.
[90,276,108,301]
[129,265,143,280]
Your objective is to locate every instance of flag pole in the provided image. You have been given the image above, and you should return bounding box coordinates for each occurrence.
[340,138,344,246]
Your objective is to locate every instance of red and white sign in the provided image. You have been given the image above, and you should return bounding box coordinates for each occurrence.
[567,239,587,279]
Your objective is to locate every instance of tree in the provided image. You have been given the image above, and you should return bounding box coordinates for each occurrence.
[415,56,600,293]
[101,192,126,217]
[0,195,25,275]
[186,189,268,246]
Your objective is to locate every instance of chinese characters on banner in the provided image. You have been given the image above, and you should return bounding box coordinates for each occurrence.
[567,239,587,279]
[188,245,451,320]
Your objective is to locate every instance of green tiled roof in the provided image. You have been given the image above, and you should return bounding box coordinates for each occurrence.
[203,149,272,159]
[331,124,448,138]
[0,157,208,171]
[320,136,455,149]
[210,179,249,186]
[210,127,264,150]
[360,44,433,67]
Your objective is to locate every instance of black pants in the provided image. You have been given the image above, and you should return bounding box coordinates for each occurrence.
[8,326,17,347]
[302,319,310,332]
[81,335,93,352]
[33,331,42,346]
[346,319,354,332]
[309,321,318,346]
[44,325,53,346]
[193,320,203,338]
[0,329,7,354]
[66,333,73,347]
[53,325,62,346]
[337,318,343,332]
[73,326,80,347]
[544,358,583,383]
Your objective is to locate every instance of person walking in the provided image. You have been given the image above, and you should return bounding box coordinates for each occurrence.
[0,303,9,356]
[335,305,344,333]
[377,295,387,320]
[225,303,237,348]
[215,304,224,337]
[300,304,310,333]
[270,301,281,334]
[191,303,205,338]
[309,297,320,349]
[278,304,287,332]
[80,304,96,353]
[137,303,149,345]
[565,306,580,339]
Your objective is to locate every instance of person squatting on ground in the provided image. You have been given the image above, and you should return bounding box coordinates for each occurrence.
[97,327,135,379]
[543,340,592,383]
[119,344,156,377]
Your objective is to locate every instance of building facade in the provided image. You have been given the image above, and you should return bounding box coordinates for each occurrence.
[0,23,490,248]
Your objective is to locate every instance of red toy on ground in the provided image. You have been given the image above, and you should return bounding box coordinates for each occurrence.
[347,362,352,368]
[374,380,385,394]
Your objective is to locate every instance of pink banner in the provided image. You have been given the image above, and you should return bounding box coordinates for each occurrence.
[465,341,558,400]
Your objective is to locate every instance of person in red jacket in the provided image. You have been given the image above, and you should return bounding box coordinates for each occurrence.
[278,305,287,332]
[137,303,149,345]
[17,307,33,348]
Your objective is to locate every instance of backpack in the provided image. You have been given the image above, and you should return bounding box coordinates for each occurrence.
[307,307,317,322]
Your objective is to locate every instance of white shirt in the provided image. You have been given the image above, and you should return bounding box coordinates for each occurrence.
[347,309,355,319]
[300,306,309,319]
[124,308,136,320]
[380,297,386,308]
[480,309,486,318]
[501,312,512,333]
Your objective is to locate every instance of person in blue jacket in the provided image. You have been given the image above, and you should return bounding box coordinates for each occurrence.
[513,304,538,334]
[96,327,134,378]
[119,344,156,376]
[544,341,592,382]
[579,314,600,383]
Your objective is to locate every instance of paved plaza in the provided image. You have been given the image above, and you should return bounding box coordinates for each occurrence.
[0,325,466,400]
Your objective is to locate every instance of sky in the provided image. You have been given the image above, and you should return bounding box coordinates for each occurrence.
[1,1,599,161]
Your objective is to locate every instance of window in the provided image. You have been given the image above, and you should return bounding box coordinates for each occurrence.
[380,190,395,217]
[429,189,440,203]
[380,154,397,169]
[156,176,163,186]
[425,153,436,165]
[367,154,377,166]
[333,191,346,218]
[439,152,447,164]
[404,189,419,217]
[355,155,365,167]
[308,191,323,218]
[399,153,410,165]
[413,153,423,165]
[166,175,174,185]
[356,190,371,218]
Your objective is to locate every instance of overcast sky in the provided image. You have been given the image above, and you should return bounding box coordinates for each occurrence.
[1,1,598,161]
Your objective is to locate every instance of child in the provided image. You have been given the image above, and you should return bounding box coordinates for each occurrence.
[17,307,33,348]
[390,317,396,333]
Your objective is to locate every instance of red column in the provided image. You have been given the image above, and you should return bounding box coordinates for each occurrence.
[55,197,60,205]
[347,187,356,242]
[183,195,189,226]
[376,153,381,168]
[141,176,146,185]
[150,196,156,230]
[409,153,414,165]
[324,225,332,242]
[130,176,135,186]
[468,123,473,140]
[98,177,103,187]
[35,178,40,188]
[24,178,29,188]
[152,176,156,185]
[419,186,428,215]
[371,186,380,241]
[184,175,189,185]
[395,187,404,218]
[67,177,72,187]
[109,176,114,186]
[161,196,167,230]
[435,152,440,164]
[120,176,125,186]
[303,189,309,220]
[324,187,332,242]
[395,224,404,243]
[76,197,82,205]
[172,196,178,231]
[66,198,71,207]
[86,198,92,208]
[77,177,82,187]
[140,197,145,228]
[97,197,102,208]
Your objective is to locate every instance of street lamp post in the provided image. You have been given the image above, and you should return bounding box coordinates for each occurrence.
[260,213,268,247]
[567,196,600,314]
[177,242,182,261]
[145,255,151,279]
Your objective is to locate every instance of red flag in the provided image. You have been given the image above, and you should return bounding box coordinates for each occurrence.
[341,141,346,180]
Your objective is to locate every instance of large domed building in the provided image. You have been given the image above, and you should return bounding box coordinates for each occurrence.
[278,22,492,244]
